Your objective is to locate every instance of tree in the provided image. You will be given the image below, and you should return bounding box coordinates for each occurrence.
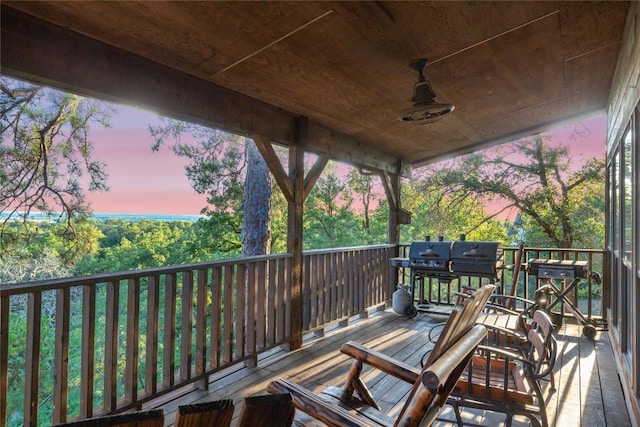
[149,121,272,256]
[347,168,379,243]
[400,174,508,243]
[241,140,271,256]
[0,77,112,255]
[304,170,365,248]
[422,134,605,248]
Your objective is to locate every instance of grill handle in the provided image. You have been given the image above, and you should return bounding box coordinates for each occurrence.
[462,250,485,257]
[418,250,438,257]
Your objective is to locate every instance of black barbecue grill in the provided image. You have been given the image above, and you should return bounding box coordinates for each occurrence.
[408,240,452,272]
[450,241,504,276]
[390,238,504,316]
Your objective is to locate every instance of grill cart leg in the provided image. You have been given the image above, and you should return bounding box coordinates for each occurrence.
[540,278,597,340]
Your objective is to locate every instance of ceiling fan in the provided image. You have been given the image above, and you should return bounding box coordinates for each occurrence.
[399,59,454,125]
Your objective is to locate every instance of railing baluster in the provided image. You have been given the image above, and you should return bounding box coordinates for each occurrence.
[0,295,9,427]
[347,251,354,314]
[195,269,208,383]
[236,264,246,360]
[81,284,96,419]
[310,254,318,329]
[103,281,118,412]
[267,259,276,345]
[223,265,234,363]
[163,273,177,388]
[276,258,285,342]
[24,292,41,427]
[145,275,160,396]
[321,253,327,323]
[53,287,70,424]
[302,255,311,330]
[180,271,193,381]
[256,262,266,349]
[285,257,292,339]
[210,267,222,368]
[246,263,257,361]
[125,278,140,405]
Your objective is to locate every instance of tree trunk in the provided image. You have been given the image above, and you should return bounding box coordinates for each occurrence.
[242,139,272,256]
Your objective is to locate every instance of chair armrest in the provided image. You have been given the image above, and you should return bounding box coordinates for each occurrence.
[267,378,392,427]
[489,294,538,310]
[484,303,520,315]
[476,345,536,372]
[481,323,527,344]
[340,341,420,384]
[477,344,523,360]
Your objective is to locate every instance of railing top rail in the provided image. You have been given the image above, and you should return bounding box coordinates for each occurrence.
[303,244,395,255]
[0,245,395,295]
[0,252,293,295]
[517,247,604,254]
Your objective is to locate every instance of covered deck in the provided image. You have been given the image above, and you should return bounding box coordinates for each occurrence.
[152,306,629,427]
[1,2,637,425]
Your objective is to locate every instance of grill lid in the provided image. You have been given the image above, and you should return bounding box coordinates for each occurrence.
[408,241,452,270]
[450,241,503,275]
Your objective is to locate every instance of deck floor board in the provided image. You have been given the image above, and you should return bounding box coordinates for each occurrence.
[148,308,629,426]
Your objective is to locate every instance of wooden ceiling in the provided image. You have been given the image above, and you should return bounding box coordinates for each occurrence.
[0,1,630,174]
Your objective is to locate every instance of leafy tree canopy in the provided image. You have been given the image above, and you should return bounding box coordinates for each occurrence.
[418,134,604,248]
[0,77,112,256]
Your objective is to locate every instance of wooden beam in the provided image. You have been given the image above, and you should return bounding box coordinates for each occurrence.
[251,135,294,202]
[0,5,409,177]
[0,5,294,145]
[307,121,411,177]
[380,171,398,211]
[304,154,329,200]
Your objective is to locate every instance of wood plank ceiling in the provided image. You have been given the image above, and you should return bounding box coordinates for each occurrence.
[0,1,630,173]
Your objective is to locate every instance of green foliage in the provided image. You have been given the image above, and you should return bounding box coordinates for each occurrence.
[0,77,112,256]
[304,171,369,248]
[75,219,213,273]
[418,135,605,248]
[399,176,508,243]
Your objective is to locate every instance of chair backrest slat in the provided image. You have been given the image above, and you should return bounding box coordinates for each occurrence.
[425,284,496,366]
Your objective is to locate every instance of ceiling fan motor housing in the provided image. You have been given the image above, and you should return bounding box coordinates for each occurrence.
[400,59,454,125]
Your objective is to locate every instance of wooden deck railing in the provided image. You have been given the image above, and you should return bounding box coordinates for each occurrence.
[395,245,607,321]
[0,243,605,427]
[0,244,396,427]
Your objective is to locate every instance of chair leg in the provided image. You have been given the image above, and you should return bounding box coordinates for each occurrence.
[343,360,380,410]
[451,400,464,426]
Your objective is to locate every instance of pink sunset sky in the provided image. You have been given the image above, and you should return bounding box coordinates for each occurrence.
[87,104,606,216]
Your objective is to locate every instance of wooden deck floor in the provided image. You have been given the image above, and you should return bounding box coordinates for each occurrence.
[148,307,631,426]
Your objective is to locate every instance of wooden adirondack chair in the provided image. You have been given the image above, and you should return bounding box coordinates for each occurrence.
[449,309,557,427]
[267,284,496,427]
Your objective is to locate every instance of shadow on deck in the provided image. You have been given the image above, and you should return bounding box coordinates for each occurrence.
[147,308,630,427]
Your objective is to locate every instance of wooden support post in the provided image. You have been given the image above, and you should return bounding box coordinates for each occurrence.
[253,122,327,351]
[287,118,306,350]
[380,171,403,245]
